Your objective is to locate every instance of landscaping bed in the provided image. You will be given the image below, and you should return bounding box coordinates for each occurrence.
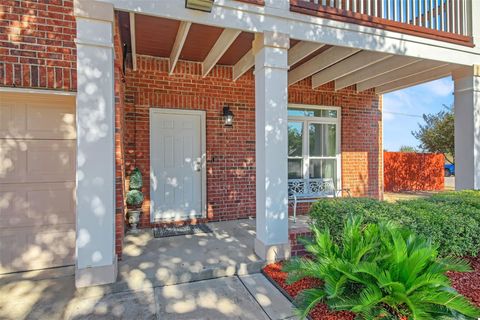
[263,262,355,320]
[263,257,480,320]
[266,191,480,319]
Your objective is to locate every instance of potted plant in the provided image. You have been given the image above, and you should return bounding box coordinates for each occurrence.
[126,168,144,232]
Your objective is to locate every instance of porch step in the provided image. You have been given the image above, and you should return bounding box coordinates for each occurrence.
[104,220,268,294]
[102,259,267,295]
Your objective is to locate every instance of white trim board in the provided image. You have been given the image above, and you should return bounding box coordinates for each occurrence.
[0,87,76,96]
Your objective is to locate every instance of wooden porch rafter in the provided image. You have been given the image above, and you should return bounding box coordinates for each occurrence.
[288,46,360,86]
[334,55,420,91]
[169,21,192,75]
[311,51,392,88]
[202,28,242,77]
[357,59,448,92]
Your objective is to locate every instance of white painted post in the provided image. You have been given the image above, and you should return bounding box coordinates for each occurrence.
[253,31,291,262]
[74,0,117,287]
[453,66,480,190]
[264,0,290,11]
[471,1,480,45]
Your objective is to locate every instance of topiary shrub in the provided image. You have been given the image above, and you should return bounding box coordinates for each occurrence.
[129,168,143,190]
[126,189,143,208]
[126,168,144,209]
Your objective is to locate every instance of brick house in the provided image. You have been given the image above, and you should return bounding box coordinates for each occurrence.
[0,0,479,287]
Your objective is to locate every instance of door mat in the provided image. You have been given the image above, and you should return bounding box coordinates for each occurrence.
[153,224,213,238]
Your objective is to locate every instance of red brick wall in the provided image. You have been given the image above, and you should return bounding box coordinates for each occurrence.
[384,152,444,191]
[125,56,257,226]
[124,55,383,225]
[289,228,313,257]
[2,2,127,257]
[0,0,76,90]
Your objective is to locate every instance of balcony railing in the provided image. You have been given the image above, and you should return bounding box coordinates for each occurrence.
[290,0,473,45]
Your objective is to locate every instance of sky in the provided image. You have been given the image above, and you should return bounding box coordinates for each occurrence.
[382,76,454,151]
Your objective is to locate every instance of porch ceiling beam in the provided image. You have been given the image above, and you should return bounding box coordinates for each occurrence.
[311,51,392,89]
[233,48,254,81]
[335,56,420,91]
[288,46,360,86]
[129,12,137,71]
[202,28,242,78]
[376,64,460,94]
[356,60,448,92]
[169,21,192,75]
[288,41,325,67]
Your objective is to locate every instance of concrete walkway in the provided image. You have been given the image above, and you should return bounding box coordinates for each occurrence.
[0,218,305,319]
[0,272,297,320]
[116,219,263,292]
[115,217,310,292]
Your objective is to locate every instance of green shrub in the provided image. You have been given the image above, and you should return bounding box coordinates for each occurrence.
[427,190,480,211]
[129,168,143,190]
[126,189,143,207]
[309,191,480,257]
[126,168,144,208]
[397,199,480,257]
[283,216,480,320]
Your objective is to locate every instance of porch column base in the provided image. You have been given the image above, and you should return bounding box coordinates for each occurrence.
[254,238,291,263]
[75,258,118,288]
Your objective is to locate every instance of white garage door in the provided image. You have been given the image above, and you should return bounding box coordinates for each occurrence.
[0,92,76,274]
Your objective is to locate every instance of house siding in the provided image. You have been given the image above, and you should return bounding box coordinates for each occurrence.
[1,1,383,257]
[124,56,257,227]
[124,54,383,226]
[1,2,127,257]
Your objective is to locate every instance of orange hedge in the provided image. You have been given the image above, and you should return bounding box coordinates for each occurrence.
[384,152,444,192]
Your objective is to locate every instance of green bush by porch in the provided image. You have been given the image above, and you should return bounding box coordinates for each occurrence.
[309,191,480,257]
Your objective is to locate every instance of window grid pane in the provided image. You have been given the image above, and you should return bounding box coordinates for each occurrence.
[288,108,338,118]
[288,107,339,185]
[309,123,336,157]
[288,159,303,179]
[309,159,337,186]
[288,122,303,157]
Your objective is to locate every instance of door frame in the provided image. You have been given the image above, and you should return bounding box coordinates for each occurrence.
[149,108,207,222]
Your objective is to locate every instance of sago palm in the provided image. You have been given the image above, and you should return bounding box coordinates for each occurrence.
[282,215,480,320]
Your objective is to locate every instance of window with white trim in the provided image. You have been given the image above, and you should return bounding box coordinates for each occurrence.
[288,105,341,187]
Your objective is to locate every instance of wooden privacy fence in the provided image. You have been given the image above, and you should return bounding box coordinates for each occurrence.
[384,152,444,192]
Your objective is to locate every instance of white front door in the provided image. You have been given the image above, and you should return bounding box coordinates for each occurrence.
[150,109,205,221]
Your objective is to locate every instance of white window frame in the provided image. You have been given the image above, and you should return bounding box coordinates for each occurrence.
[287,104,342,190]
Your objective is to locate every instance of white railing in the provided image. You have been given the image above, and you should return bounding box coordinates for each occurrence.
[307,0,471,36]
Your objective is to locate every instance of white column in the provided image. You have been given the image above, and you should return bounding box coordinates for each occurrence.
[253,31,290,262]
[74,0,117,287]
[453,65,480,190]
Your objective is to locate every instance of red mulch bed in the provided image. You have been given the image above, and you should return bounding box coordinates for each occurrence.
[448,256,480,307]
[263,256,480,320]
[263,262,355,320]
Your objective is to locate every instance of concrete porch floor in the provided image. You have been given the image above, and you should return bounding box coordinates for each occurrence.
[0,217,310,319]
[116,216,311,291]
